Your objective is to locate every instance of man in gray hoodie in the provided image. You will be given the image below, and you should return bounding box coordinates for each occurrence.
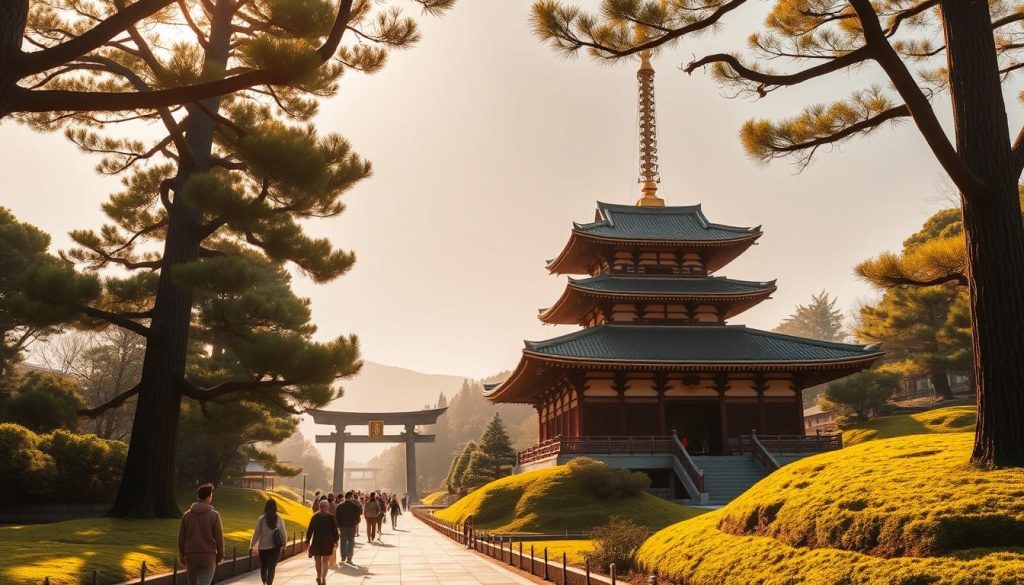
[178,483,225,585]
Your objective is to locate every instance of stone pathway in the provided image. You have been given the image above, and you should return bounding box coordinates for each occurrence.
[223,515,538,585]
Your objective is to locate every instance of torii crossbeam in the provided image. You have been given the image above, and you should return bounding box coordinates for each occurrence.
[308,406,447,504]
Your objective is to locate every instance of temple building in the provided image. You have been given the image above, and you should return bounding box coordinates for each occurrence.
[484,51,882,503]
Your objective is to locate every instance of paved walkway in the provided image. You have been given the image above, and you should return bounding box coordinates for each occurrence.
[224,515,538,585]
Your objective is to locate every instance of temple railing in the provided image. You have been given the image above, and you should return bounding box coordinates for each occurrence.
[738,431,842,471]
[517,435,674,466]
[670,431,705,494]
[747,432,781,471]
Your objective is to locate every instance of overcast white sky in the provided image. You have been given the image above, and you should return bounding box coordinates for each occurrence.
[3,1,999,380]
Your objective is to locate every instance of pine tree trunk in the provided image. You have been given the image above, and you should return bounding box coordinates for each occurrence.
[0,1,28,118]
[941,0,1024,467]
[108,0,236,517]
[929,368,954,401]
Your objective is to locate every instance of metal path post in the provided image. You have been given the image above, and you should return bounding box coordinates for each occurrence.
[92,569,98,585]
[140,561,147,584]
[531,544,535,575]
[231,547,237,576]
[562,552,568,585]
[172,558,178,585]
[543,548,549,580]
[586,558,591,585]
[509,539,514,566]
[610,563,616,585]
[519,541,523,570]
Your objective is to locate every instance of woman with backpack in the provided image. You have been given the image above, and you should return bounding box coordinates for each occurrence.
[250,499,287,585]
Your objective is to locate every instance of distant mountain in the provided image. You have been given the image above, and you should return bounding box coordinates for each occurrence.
[298,360,470,464]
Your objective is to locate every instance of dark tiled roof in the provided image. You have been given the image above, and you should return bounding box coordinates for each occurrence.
[569,275,776,296]
[524,324,881,363]
[574,202,760,241]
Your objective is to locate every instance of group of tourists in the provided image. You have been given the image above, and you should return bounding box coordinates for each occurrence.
[304,490,405,584]
[174,483,409,585]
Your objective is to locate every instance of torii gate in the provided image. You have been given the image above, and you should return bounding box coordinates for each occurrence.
[309,406,447,504]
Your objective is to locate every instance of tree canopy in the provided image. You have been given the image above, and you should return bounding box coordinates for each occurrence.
[461,413,517,491]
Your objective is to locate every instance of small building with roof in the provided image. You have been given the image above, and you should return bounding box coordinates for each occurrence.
[239,462,276,491]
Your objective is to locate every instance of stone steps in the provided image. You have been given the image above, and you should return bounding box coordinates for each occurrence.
[691,455,769,506]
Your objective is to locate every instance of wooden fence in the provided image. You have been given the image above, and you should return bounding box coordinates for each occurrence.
[412,508,622,585]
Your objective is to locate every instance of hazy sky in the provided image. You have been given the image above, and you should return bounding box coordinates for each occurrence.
[2,1,993,381]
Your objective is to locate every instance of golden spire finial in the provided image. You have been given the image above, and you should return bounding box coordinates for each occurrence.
[636,49,665,207]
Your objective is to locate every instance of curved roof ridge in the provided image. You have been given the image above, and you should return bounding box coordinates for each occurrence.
[740,326,876,351]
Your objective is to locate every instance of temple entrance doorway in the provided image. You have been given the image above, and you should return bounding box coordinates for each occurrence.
[666,401,721,454]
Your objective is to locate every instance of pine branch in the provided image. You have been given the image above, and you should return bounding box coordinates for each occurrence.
[7,0,355,114]
[78,382,141,417]
[849,0,983,201]
[685,47,872,97]
[884,0,939,36]
[14,0,176,76]
[182,377,291,401]
[82,306,152,338]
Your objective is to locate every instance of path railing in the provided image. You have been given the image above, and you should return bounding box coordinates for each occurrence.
[747,431,781,471]
[40,532,307,585]
[738,432,842,456]
[413,508,619,585]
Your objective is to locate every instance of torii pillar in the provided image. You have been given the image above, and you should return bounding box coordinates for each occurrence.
[404,424,418,503]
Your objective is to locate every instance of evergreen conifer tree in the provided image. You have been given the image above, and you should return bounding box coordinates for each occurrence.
[18,0,453,517]
[532,0,1024,466]
[773,291,846,342]
[449,440,476,493]
[461,413,516,490]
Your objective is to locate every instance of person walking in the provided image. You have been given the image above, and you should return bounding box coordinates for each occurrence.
[178,483,224,585]
[374,492,385,537]
[305,500,340,585]
[363,493,382,542]
[387,495,402,530]
[400,493,408,512]
[249,499,287,585]
[310,490,322,512]
[335,491,362,563]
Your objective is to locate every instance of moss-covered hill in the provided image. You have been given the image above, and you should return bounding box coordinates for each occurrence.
[637,433,1024,585]
[435,458,703,533]
[843,405,976,446]
[0,488,313,585]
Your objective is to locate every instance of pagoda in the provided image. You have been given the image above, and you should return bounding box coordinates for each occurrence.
[484,51,881,494]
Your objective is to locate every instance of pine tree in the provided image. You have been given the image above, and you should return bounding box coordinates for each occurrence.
[818,371,900,425]
[449,440,476,493]
[443,446,464,493]
[0,208,100,379]
[461,413,516,490]
[436,392,448,409]
[16,0,453,518]
[532,0,1024,467]
[857,286,971,401]
[773,291,846,342]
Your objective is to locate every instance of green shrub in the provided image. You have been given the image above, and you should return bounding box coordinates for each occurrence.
[0,372,82,433]
[0,423,126,503]
[0,423,52,500]
[584,516,649,572]
[566,457,650,498]
[38,429,127,502]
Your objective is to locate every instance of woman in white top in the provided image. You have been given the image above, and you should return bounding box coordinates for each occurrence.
[250,499,287,585]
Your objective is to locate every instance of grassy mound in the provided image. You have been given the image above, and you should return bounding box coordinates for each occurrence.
[843,405,975,446]
[0,488,313,585]
[526,540,593,565]
[637,433,1024,584]
[434,459,702,533]
[421,490,448,506]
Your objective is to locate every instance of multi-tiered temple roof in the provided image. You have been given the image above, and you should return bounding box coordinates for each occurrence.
[485,50,880,454]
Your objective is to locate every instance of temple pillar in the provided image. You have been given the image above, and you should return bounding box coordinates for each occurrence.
[404,424,418,504]
[655,373,667,435]
[332,425,346,494]
[755,374,768,434]
[715,373,729,454]
[614,372,628,435]
[792,373,805,435]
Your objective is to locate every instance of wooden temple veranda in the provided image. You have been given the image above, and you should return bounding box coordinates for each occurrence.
[484,51,882,504]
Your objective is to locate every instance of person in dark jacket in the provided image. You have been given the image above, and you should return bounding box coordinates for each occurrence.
[335,491,362,563]
[305,500,339,585]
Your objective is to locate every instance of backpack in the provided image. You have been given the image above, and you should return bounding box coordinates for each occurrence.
[270,516,286,547]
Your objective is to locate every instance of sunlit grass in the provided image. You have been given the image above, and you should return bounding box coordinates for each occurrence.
[843,405,976,445]
[523,540,593,565]
[0,488,313,585]
[637,433,1024,585]
[420,490,448,506]
[434,462,702,534]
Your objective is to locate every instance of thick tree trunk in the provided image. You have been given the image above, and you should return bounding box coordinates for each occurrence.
[929,368,954,401]
[108,0,235,517]
[0,1,28,118]
[941,0,1024,467]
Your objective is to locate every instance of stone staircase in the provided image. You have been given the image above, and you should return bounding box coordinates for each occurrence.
[691,455,769,506]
